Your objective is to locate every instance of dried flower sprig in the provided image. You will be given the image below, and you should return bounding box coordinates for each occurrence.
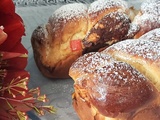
[0,0,56,119]
[0,33,56,120]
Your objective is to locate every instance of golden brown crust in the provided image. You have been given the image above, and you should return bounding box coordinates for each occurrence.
[68,0,160,119]
[73,88,160,120]
[31,0,139,78]
[83,0,140,54]
[70,38,160,119]
[133,0,160,38]
[131,105,160,120]
[82,12,135,54]
[69,51,158,119]
[72,85,111,120]
[139,28,160,41]
[103,39,160,91]
[87,0,128,30]
[31,0,159,80]
[31,3,88,78]
[31,0,160,119]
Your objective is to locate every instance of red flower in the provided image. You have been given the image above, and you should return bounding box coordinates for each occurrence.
[0,0,26,53]
[0,1,55,120]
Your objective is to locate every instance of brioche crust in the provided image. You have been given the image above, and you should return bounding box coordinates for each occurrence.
[70,38,160,119]
[88,0,128,30]
[31,0,136,78]
[69,0,160,119]
[31,3,88,78]
[69,51,158,119]
[103,39,160,91]
[133,0,160,38]
[140,28,160,41]
[72,86,160,120]
[31,0,160,119]
[82,12,135,54]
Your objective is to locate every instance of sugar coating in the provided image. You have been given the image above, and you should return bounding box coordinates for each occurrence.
[105,39,160,61]
[90,61,148,101]
[108,11,129,21]
[51,3,87,21]
[71,52,149,102]
[71,52,114,73]
[70,52,114,86]
[48,3,88,34]
[133,13,160,28]
[132,0,160,31]
[127,24,140,38]
[88,0,128,15]
[140,28,160,41]
[141,0,160,15]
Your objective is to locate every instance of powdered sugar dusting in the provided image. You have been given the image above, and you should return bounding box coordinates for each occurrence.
[70,52,114,87]
[71,52,114,74]
[88,0,128,15]
[108,11,129,21]
[126,22,140,38]
[141,0,160,15]
[70,52,150,103]
[133,13,160,27]
[48,3,88,34]
[132,0,160,34]
[90,61,148,101]
[140,28,160,41]
[52,3,87,20]
[105,39,160,61]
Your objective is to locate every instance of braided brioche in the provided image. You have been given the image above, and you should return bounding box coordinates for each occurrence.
[31,3,88,78]
[31,0,138,78]
[102,39,160,91]
[31,0,159,79]
[70,1,160,117]
[69,38,160,120]
[31,0,160,119]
